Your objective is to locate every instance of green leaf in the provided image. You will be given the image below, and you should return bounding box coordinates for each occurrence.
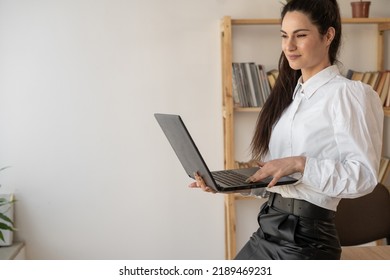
[0,230,4,242]
[0,212,14,225]
[0,221,14,231]
[0,201,11,208]
[0,198,15,207]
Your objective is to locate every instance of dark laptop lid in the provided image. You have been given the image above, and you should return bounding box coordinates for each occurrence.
[154,113,219,189]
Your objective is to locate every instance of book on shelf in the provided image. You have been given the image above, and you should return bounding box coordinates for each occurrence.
[375,72,385,97]
[232,62,272,108]
[350,70,364,81]
[244,63,258,107]
[232,63,250,106]
[367,71,380,89]
[345,69,354,80]
[258,65,271,104]
[232,63,248,106]
[379,71,390,106]
[267,69,279,90]
[386,82,390,107]
[346,69,390,107]
[361,72,371,84]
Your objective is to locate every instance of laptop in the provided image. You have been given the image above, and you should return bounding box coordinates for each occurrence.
[154,113,298,193]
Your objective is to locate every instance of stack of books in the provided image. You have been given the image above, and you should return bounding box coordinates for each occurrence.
[232,66,390,109]
[231,62,273,108]
[346,69,390,108]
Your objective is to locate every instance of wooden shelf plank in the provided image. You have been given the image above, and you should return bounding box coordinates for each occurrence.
[234,193,257,200]
[231,18,280,25]
[234,107,261,113]
[231,18,390,26]
[342,18,390,24]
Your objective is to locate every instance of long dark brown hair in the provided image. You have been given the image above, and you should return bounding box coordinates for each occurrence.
[250,0,342,159]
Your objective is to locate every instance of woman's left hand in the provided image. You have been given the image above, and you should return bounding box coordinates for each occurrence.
[246,156,306,187]
[188,171,217,194]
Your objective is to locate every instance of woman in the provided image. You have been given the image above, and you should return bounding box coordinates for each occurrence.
[191,0,383,260]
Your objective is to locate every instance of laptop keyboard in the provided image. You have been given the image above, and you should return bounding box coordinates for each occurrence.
[212,170,249,186]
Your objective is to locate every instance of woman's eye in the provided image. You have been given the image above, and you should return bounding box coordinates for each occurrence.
[297,34,307,38]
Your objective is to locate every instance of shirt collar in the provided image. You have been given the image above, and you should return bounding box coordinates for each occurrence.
[293,65,340,100]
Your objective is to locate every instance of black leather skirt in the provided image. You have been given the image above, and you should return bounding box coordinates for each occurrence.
[235,193,342,260]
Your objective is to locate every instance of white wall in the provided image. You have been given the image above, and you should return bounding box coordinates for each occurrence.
[0,0,389,260]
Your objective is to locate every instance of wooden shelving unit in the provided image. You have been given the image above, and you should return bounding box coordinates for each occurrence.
[221,16,390,260]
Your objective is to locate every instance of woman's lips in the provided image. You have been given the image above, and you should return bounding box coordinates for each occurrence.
[287,54,301,61]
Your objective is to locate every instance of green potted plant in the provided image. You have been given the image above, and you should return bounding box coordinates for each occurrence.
[0,166,15,246]
[351,0,371,18]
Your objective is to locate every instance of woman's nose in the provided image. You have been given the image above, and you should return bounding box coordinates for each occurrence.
[285,38,297,51]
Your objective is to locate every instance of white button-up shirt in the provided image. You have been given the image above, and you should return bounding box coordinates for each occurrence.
[257,65,384,211]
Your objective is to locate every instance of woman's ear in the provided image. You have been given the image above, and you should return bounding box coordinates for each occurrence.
[326,27,336,46]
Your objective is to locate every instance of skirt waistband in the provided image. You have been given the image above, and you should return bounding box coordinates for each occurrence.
[268,192,336,220]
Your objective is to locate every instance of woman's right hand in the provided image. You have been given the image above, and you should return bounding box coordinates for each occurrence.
[188,172,217,194]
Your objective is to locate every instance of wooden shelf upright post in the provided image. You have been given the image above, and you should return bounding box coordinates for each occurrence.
[221,16,237,260]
